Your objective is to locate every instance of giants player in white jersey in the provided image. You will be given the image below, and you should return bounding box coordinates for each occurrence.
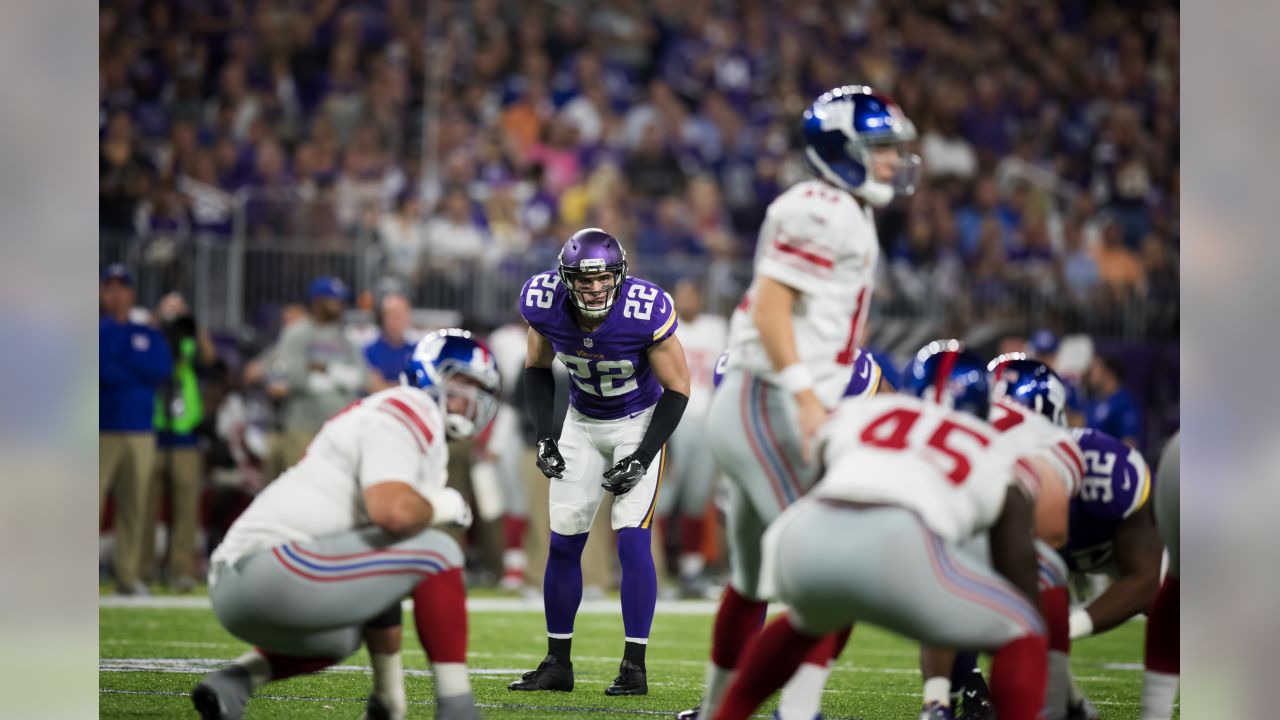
[712,345,1066,720]
[656,279,728,596]
[687,85,921,719]
[192,329,500,720]
[918,351,1086,720]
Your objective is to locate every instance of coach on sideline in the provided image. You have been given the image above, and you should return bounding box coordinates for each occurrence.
[100,264,173,595]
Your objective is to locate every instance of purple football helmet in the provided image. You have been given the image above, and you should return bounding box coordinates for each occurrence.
[558,228,628,318]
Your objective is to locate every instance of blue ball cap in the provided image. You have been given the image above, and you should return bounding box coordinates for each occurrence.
[100,263,134,287]
[1029,329,1059,356]
[308,276,350,303]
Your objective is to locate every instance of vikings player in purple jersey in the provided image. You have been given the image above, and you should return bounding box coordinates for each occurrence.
[509,228,690,697]
[956,362,1163,720]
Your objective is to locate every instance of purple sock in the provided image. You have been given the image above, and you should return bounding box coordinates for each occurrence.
[544,531,589,636]
[616,527,657,640]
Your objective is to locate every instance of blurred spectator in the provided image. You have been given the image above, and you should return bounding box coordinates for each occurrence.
[100,111,155,235]
[364,292,416,392]
[1085,355,1144,450]
[424,187,491,269]
[953,176,1017,262]
[1093,218,1146,301]
[277,277,366,467]
[1061,219,1101,304]
[141,293,216,592]
[624,119,685,199]
[99,265,173,595]
[378,191,427,282]
[242,303,307,482]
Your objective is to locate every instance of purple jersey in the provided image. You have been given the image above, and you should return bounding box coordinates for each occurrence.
[520,270,678,420]
[841,348,883,399]
[1060,427,1152,573]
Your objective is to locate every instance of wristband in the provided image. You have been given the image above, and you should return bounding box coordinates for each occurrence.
[1069,608,1094,640]
[778,363,815,394]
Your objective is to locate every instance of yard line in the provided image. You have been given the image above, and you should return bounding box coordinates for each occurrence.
[100,688,777,717]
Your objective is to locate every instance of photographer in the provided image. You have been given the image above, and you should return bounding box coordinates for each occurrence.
[141,292,216,592]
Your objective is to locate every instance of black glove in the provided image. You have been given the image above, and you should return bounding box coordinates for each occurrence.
[602,454,648,495]
[535,437,566,479]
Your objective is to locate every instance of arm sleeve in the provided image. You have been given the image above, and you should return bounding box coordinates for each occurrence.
[632,389,689,467]
[524,366,557,441]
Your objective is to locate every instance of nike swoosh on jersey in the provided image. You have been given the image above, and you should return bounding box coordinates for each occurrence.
[859,363,870,379]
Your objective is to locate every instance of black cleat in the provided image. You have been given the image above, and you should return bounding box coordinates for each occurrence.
[362,693,392,720]
[604,659,648,696]
[674,705,701,720]
[508,655,574,692]
[191,666,252,720]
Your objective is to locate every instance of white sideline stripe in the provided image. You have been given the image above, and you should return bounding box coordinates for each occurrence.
[100,596,733,614]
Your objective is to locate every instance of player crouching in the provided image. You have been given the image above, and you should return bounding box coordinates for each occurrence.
[191,329,500,720]
[711,343,1065,720]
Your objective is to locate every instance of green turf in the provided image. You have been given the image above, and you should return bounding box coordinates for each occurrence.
[100,603,1176,718]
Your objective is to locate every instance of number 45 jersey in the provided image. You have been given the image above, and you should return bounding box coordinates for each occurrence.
[1061,427,1152,573]
[813,394,1042,543]
[520,270,678,421]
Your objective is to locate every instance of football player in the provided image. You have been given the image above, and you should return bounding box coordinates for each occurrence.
[920,354,1085,720]
[509,228,690,696]
[657,280,728,597]
[684,85,920,720]
[954,356,1164,720]
[191,329,500,720]
[712,344,1062,720]
[1141,432,1179,719]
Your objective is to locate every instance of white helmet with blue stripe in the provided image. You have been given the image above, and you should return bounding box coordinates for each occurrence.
[802,85,921,207]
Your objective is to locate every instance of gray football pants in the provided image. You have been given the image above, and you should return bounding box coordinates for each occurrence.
[708,371,816,599]
[656,412,718,520]
[209,527,464,658]
[762,499,1045,648]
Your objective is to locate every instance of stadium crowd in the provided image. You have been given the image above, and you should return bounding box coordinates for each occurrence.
[101,0,1179,335]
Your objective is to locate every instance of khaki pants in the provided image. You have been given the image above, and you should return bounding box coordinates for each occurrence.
[100,432,158,587]
[140,446,203,582]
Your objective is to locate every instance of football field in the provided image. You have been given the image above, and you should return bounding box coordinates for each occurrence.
[100,594,1175,719]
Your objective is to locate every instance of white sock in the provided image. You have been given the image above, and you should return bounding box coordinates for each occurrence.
[503,548,527,572]
[777,661,831,719]
[1042,650,1070,720]
[701,662,735,717]
[232,649,271,690]
[679,553,706,579]
[370,652,407,718]
[1139,670,1179,720]
[923,676,951,707]
[433,662,472,699]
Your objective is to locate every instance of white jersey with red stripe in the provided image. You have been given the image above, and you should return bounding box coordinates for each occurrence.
[680,312,729,418]
[212,386,448,566]
[813,394,1039,543]
[726,179,879,408]
[987,399,1084,497]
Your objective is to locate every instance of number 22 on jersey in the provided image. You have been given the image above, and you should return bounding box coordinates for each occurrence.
[858,408,991,485]
[557,353,638,398]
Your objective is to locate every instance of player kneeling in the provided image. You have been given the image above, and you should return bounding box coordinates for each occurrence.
[192,329,499,720]
[712,343,1065,720]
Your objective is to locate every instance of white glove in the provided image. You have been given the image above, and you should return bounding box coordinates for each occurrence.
[306,371,339,394]
[421,486,473,530]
